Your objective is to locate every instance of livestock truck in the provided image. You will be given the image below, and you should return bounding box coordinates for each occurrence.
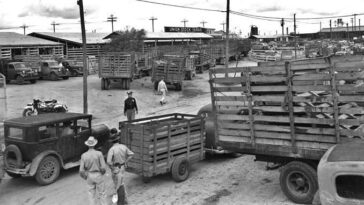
[199,55,364,204]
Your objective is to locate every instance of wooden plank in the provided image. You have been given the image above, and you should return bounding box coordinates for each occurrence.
[286,62,297,153]
[244,72,255,146]
[330,60,340,143]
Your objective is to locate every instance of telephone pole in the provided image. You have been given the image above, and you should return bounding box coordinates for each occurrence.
[281,18,285,41]
[149,16,157,32]
[294,14,297,59]
[77,0,88,114]
[51,21,60,33]
[200,20,207,28]
[221,22,226,31]
[224,0,230,77]
[181,19,188,27]
[107,14,117,32]
[330,20,332,39]
[20,24,28,35]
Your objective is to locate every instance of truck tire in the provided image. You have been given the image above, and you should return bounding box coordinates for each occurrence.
[105,79,110,90]
[35,155,61,185]
[280,161,318,204]
[175,83,182,91]
[4,145,23,169]
[125,79,131,90]
[29,79,37,84]
[16,75,24,84]
[50,73,58,81]
[62,76,69,80]
[171,157,190,182]
[101,78,106,90]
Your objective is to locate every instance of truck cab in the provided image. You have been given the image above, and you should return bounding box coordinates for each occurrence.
[317,141,364,205]
[0,60,39,84]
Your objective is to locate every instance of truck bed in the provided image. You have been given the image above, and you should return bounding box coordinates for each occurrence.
[209,55,364,160]
[98,53,134,78]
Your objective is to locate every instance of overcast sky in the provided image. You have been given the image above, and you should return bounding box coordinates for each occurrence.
[0,0,363,36]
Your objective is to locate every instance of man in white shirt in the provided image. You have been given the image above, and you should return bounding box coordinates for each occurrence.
[157,77,168,105]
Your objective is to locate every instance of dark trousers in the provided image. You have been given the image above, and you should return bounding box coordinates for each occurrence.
[117,185,128,205]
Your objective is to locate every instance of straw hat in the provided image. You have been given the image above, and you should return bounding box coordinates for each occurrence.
[85,136,98,147]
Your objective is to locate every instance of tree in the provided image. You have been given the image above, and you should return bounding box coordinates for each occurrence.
[104,28,146,52]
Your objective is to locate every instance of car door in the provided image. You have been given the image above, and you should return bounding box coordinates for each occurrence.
[7,64,16,80]
[57,121,77,162]
[74,118,91,158]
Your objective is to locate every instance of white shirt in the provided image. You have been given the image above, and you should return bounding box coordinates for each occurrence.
[158,80,168,92]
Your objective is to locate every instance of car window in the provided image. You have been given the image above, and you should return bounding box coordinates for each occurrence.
[13,63,26,69]
[76,119,90,133]
[42,63,48,67]
[8,127,24,140]
[8,64,15,69]
[60,121,75,137]
[39,124,57,140]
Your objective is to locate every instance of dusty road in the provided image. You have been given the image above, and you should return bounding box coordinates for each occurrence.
[0,59,295,205]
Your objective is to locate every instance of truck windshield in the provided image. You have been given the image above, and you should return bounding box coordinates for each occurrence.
[12,63,26,69]
[48,62,60,67]
[7,127,24,140]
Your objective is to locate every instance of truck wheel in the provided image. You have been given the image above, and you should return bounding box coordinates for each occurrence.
[154,81,159,91]
[16,75,24,84]
[62,76,69,80]
[35,156,61,185]
[142,176,152,183]
[280,161,318,204]
[71,70,78,77]
[101,78,106,90]
[50,73,58,81]
[171,157,190,182]
[105,79,110,90]
[30,79,37,84]
[125,79,131,90]
[175,83,182,91]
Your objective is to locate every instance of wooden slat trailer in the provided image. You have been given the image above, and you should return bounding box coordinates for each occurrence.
[99,52,135,90]
[151,59,184,91]
[119,113,205,182]
[209,55,364,204]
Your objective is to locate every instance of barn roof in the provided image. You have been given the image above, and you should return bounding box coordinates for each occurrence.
[28,32,110,45]
[0,32,62,47]
[103,31,213,40]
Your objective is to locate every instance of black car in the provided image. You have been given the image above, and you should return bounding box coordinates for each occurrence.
[61,61,83,77]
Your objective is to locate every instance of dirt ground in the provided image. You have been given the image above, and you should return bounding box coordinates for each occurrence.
[0,59,295,205]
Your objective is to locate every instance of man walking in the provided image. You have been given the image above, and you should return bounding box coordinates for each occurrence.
[107,128,134,205]
[158,78,168,105]
[79,136,107,205]
[124,91,138,122]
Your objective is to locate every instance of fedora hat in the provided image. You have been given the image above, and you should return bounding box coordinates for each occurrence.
[109,133,120,143]
[85,136,98,147]
[126,90,133,94]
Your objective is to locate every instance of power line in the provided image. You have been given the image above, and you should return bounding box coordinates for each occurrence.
[136,0,225,13]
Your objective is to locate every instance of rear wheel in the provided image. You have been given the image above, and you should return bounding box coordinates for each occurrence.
[62,76,69,80]
[101,78,106,90]
[29,79,36,84]
[280,161,318,204]
[50,73,58,81]
[35,156,61,185]
[171,157,190,182]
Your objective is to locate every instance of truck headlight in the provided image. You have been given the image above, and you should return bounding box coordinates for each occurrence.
[58,68,62,72]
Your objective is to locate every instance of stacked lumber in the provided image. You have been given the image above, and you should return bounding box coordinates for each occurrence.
[209,55,364,160]
[98,53,134,78]
[120,113,205,177]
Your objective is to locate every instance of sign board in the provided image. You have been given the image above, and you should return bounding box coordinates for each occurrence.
[164,26,212,33]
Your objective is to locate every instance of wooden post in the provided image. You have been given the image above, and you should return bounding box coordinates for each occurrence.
[224,0,230,77]
[285,62,297,153]
[244,70,255,146]
[208,70,219,148]
[328,57,340,143]
[167,124,171,168]
[153,127,157,174]
[200,116,204,160]
[140,126,144,176]
[187,120,191,159]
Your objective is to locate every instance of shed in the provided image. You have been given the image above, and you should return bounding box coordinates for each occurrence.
[0,32,63,60]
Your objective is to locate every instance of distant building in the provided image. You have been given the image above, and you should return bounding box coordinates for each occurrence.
[28,32,109,58]
[0,32,62,60]
[249,34,293,42]
[319,26,364,39]
[164,26,215,34]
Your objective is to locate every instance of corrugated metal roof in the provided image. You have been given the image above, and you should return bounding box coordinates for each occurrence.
[104,31,213,40]
[0,32,62,46]
[321,26,364,33]
[29,32,110,45]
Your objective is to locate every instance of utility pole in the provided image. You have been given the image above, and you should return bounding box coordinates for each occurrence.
[20,24,28,35]
[51,21,60,33]
[281,18,285,41]
[149,16,157,32]
[181,19,188,28]
[224,0,230,77]
[77,0,88,114]
[286,27,288,35]
[354,14,357,31]
[221,22,226,31]
[294,14,297,59]
[200,20,207,28]
[360,19,361,39]
[347,23,349,41]
[330,20,332,39]
[107,14,117,32]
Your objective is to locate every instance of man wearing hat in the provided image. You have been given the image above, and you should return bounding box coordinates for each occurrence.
[79,136,107,205]
[107,128,134,205]
[124,91,138,122]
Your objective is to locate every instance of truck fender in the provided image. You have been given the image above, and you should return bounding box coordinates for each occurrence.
[28,151,64,176]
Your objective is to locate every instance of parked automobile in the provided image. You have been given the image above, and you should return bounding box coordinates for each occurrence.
[3,113,111,185]
[61,60,83,77]
[23,99,68,116]
[37,60,70,80]
[0,60,39,84]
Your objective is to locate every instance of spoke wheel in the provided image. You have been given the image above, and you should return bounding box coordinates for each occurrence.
[35,156,60,185]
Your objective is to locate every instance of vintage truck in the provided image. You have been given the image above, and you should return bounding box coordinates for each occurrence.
[0,60,39,84]
[151,59,184,91]
[35,60,70,81]
[3,113,110,185]
[200,55,364,204]
[99,52,136,90]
